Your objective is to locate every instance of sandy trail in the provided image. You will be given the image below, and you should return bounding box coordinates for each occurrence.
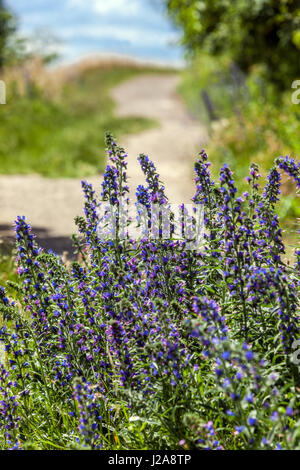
[111,74,207,203]
[0,73,207,253]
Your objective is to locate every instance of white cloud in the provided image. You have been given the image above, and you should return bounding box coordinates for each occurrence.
[68,0,141,16]
[11,0,183,65]
[60,24,179,46]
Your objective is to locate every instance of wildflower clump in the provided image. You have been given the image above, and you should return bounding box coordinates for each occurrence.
[0,133,299,450]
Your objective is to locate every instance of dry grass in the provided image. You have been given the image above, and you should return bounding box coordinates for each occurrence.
[1,54,175,99]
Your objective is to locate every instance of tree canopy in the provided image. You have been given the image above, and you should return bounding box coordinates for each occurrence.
[0,0,16,69]
[166,0,300,89]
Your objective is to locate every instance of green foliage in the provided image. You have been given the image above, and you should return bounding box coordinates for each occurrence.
[178,53,300,224]
[167,0,300,90]
[0,65,161,177]
[0,1,16,69]
[0,245,17,294]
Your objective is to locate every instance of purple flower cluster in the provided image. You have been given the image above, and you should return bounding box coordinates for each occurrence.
[0,134,299,450]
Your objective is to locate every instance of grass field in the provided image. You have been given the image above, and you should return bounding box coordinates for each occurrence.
[0,63,172,178]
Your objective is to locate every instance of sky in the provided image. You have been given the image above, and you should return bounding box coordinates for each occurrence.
[8,0,184,66]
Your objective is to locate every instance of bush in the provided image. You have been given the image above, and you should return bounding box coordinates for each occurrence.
[0,134,299,450]
[178,54,300,222]
[166,0,300,91]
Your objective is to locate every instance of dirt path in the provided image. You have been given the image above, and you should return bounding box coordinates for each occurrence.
[111,74,207,203]
[0,73,207,253]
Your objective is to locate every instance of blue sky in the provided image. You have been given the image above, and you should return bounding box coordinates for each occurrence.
[8,0,183,65]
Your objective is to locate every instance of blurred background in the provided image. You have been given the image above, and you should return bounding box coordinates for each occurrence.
[7,0,183,65]
[0,0,299,277]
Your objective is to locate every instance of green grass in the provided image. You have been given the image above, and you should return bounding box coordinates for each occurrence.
[0,64,173,178]
[0,244,17,290]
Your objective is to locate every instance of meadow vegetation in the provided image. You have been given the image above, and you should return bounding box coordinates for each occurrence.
[0,62,164,177]
[178,53,300,227]
[0,135,299,450]
[0,0,299,451]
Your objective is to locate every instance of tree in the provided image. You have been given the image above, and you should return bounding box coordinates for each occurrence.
[166,0,300,90]
[0,0,16,70]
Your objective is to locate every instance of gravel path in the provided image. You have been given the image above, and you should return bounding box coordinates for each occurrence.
[0,73,207,253]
